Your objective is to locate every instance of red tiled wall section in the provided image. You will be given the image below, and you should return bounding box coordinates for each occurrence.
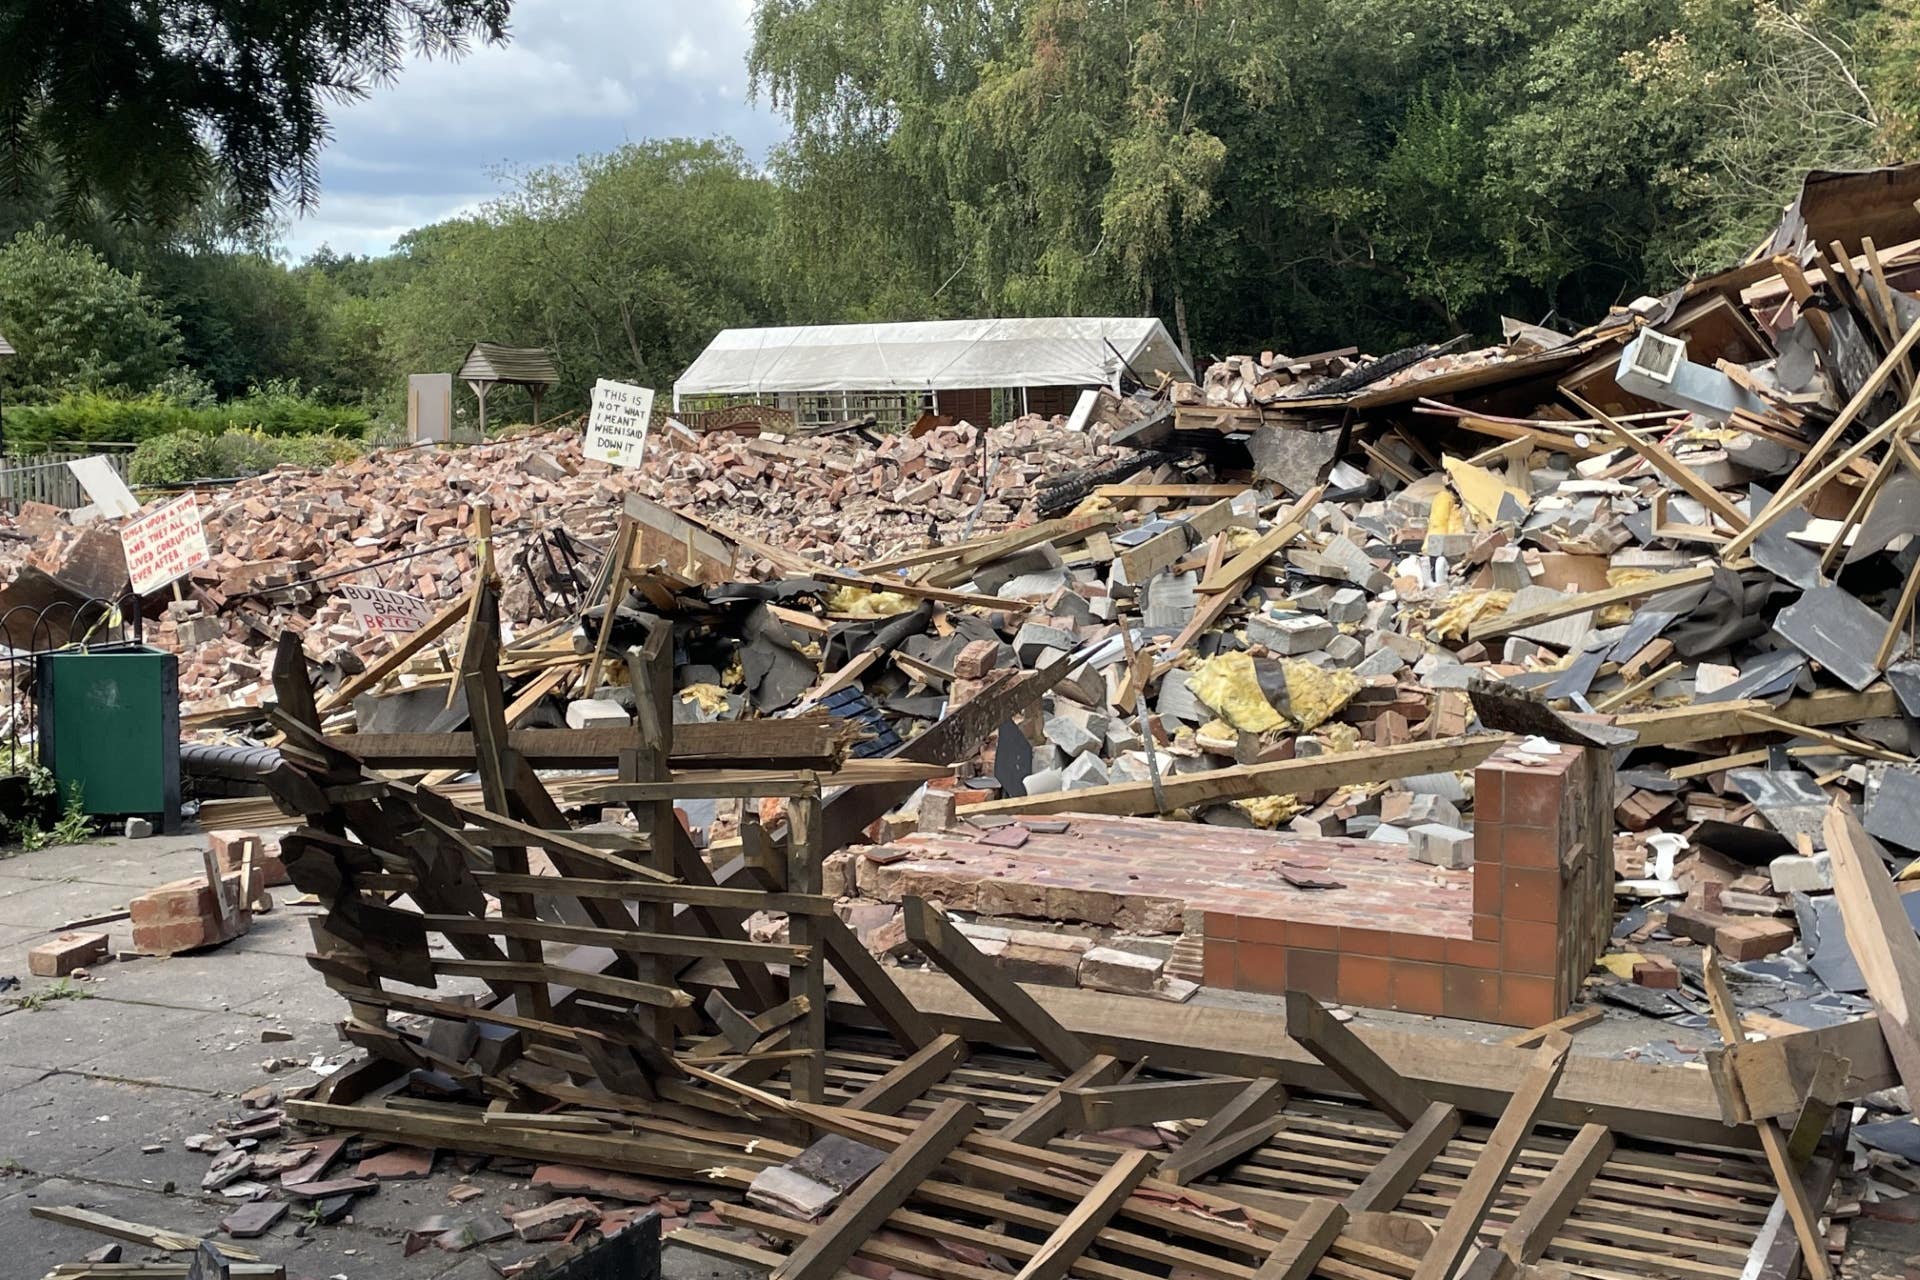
[1202,741,1612,1027]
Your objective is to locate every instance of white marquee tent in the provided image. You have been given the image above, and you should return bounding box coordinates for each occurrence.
[672,317,1193,407]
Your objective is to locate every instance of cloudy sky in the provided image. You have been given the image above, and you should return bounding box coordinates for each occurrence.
[278,0,787,260]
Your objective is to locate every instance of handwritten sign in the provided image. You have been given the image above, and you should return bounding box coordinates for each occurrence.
[584,378,655,468]
[121,493,210,595]
[339,584,436,635]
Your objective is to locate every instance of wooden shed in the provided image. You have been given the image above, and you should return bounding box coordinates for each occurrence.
[459,342,558,435]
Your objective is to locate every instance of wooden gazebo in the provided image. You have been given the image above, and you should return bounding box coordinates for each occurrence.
[458,342,558,435]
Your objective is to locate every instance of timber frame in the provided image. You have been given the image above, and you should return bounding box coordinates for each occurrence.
[259,591,1841,1280]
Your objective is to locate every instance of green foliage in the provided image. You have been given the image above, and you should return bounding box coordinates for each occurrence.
[128,428,367,485]
[8,979,93,1011]
[7,386,373,451]
[0,2,510,232]
[379,139,784,420]
[7,783,92,854]
[0,227,183,399]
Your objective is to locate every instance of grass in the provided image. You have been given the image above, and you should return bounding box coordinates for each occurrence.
[9,979,92,1011]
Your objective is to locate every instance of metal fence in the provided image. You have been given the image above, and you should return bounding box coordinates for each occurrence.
[0,449,133,511]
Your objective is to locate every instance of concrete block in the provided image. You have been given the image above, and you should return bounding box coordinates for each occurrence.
[1024,768,1066,795]
[565,698,630,730]
[1352,648,1405,679]
[1062,755,1110,791]
[1325,634,1365,666]
[1079,946,1164,994]
[1326,588,1368,622]
[1768,853,1833,894]
[1045,713,1103,759]
[1014,622,1079,664]
[1408,823,1475,868]
[1249,613,1334,655]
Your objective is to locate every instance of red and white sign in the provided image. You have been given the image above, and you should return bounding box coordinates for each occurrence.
[339,583,437,635]
[121,493,210,595]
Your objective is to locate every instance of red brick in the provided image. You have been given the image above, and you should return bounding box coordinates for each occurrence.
[28,931,108,977]
[1500,919,1559,977]
[1473,866,1502,916]
[132,915,244,955]
[1475,825,1505,867]
[1389,930,1448,963]
[1500,974,1559,1028]
[1476,771,1505,824]
[1238,915,1289,946]
[1288,949,1338,1001]
[1289,921,1341,951]
[1504,770,1566,828]
[1235,942,1287,994]
[1203,911,1238,941]
[1502,826,1558,869]
[1473,913,1501,942]
[1714,918,1795,961]
[1391,961,1446,1017]
[1502,868,1562,924]
[1203,939,1236,987]
[1632,958,1680,989]
[1338,927,1394,958]
[1337,953,1394,1008]
[1444,966,1502,1022]
[952,640,1000,680]
[1446,937,1501,970]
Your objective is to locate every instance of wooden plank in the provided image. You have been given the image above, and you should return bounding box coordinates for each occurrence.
[787,786,828,1103]
[335,720,850,770]
[922,514,1120,589]
[1118,499,1242,584]
[846,968,1751,1147]
[1712,1013,1889,1120]
[316,587,471,712]
[960,736,1502,820]
[1343,1100,1461,1213]
[1409,1036,1570,1280]
[1013,1149,1156,1280]
[771,1098,979,1280]
[474,871,837,917]
[1617,687,1898,748]
[809,569,1033,613]
[29,1207,261,1261]
[1568,392,1749,531]
[1824,802,1920,1101]
[414,911,807,965]
[816,911,936,1052]
[1786,1053,1848,1166]
[997,1055,1124,1146]
[1701,949,1836,1280]
[431,958,690,1010]
[1155,1078,1290,1186]
[1198,485,1324,594]
[1072,1078,1250,1129]
[858,513,1114,575]
[1285,992,1432,1128]
[1095,484,1249,501]
[1722,399,1920,560]
[1470,567,1713,641]
[1498,1009,1602,1049]
[1498,1123,1613,1264]
[1253,1198,1348,1280]
[903,897,1092,1073]
[847,1033,970,1115]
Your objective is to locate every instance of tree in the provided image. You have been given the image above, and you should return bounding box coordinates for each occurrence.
[0,2,511,231]
[378,140,783,422]
[0,226,182,399]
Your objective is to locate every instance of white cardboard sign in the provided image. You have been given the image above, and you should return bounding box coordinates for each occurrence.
[66,456,141,518]
[584,378,655,468]
[339,583,436,635]
[121,493,210,595]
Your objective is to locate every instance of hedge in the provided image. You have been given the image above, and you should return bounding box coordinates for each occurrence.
[127,429,367,486]
[2,390,373,449]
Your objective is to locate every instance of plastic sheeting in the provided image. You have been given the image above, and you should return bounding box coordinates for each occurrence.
[672,318,1193,402]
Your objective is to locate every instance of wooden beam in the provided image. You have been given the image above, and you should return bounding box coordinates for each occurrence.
[1118,499,1242,584]
[1498,1123,1613,1264]
[816,911,937,1053]
[1409,1036,1570,1280]
[903,897,1092,1073]
[1284,991,1432,1127]
[1470,567,1713,641]
[1252,1198,1348,1280]
[316,587,472,712]
[1011,1150,1156,1280]
[1198,485,1324,594]
[1071,1078,1249,1130]
[1617,687,1898,748]
[1343,1100,1461,1213]
[1154,1078,1290,1186]
[1498,1008,1602,1049]
[771,1098,979,1280]
[961,736,1502,820]
[1824,802,1920,1101]
[1786,1053,1849,1166]
[1701,948,1836,1280]
[1568,392,1749,532]
[1722,399,1920,560]
[846,1033,970,1116]
[335,720,851,770]
[1714,1014,1894,1120]
[996,1055,1124,1147]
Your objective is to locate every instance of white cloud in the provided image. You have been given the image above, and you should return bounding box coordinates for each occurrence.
[281,0,784,258]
